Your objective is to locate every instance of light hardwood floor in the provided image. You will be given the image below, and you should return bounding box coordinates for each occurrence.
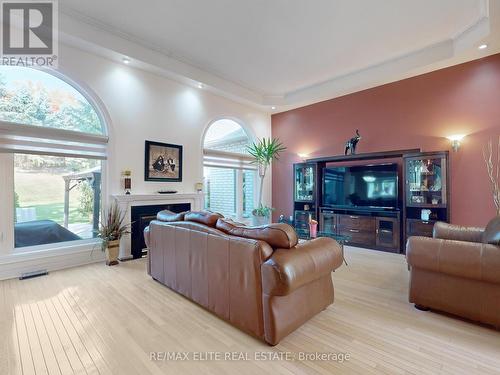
[1,247,500,375]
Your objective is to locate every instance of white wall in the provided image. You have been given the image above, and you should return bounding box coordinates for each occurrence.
[0,44,271,280]
[58,44,272,205]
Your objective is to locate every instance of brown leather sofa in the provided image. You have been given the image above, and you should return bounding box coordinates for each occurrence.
[144,210,343,345]
[406,217,500,328]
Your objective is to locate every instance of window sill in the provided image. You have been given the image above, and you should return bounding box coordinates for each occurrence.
[0,238,102,264]
[0,239,106,281]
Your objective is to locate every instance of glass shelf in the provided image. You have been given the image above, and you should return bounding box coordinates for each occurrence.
[405,155,447,206]
[294,164,316,202]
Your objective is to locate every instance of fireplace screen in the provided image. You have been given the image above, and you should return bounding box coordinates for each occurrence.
[130,203,191,258]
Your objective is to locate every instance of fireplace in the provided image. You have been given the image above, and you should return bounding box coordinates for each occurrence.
[130,203,191,258]
[113,193,204,260]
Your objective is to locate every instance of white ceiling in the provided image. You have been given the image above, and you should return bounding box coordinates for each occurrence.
[58,0,499,111]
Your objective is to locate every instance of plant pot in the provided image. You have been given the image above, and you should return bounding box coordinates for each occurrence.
[252,215,271,226]
[105,240,120,266]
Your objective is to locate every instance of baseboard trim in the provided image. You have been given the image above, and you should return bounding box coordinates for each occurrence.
[0,246,105,281]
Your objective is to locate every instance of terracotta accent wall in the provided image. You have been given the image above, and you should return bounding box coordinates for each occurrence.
[272,53,500,227]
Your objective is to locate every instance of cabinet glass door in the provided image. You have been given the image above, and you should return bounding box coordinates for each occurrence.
[294,210,315,230]
[321,213,336,234]
[294,164,315,202]
[406,156,446,207]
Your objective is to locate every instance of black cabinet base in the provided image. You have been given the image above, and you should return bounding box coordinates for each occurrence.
[320,208,402,253]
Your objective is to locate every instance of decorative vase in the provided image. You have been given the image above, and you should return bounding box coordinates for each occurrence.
[252,215,271,226]
[105,240,120,266]
[309,221,318,238]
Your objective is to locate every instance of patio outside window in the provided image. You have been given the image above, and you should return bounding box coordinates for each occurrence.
[14,154,101,248]
[0,66,108,250]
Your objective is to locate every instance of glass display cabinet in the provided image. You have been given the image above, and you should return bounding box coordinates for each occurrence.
[294,210,317,233]
[294,163,316,202]
[404,151,450,245]
[293,163,317,238]
[405,153,447,207]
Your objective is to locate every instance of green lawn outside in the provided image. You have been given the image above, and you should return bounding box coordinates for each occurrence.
[25,203,91,225]
[16,171,94,225]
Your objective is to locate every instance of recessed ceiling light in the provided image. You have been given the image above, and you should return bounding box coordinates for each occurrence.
[122,57,130,64]
[478,44,488,50]
[197,83,204,89]
[271,106,276,110]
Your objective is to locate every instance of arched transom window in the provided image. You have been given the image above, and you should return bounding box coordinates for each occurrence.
[203,119,256,220]
[0,66,108,251]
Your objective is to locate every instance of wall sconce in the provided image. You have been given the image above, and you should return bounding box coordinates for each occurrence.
[298,153,309,161]
[122,170,132,195]
[447,134,465,152]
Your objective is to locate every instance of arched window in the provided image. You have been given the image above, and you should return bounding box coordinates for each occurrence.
[203,119,256,220]
[0,66,103,134]
[0,66,108,250]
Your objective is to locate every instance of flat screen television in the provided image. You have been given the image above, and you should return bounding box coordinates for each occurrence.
[323,163,399,209]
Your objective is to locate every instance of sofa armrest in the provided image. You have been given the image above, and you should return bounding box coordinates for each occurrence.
[144,226,151,248]
[144,226,152,275]
[261,237,343,296]
[433,222,484,243]
[406,236,500,284]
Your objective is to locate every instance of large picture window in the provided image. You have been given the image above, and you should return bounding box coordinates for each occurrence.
[203,119,256,220]
[0,66,103,134]
[14,155,101,248]
[0,66,108,251]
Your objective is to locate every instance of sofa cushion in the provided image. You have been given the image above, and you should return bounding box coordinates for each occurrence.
[406,236,500,284]
[482,216,500,246]
[184,211,223,227]
[262,237,342,295]
[216,219,298,249]
[156,210,186,222]
[222,218,247,227]
[433,221,484,243]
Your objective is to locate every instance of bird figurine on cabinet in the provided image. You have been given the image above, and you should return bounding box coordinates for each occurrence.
[345,129,361,155]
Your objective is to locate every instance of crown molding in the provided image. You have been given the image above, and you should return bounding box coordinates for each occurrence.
[58,1,496,113]
[58,9,267,109]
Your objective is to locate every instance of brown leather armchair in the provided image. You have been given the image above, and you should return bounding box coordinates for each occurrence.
[406,217,500,328]
[144,211,344,345]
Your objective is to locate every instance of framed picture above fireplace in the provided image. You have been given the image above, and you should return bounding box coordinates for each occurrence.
[144,140,183,182]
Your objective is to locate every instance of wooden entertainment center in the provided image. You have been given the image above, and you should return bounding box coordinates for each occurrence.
[293,149,450,253]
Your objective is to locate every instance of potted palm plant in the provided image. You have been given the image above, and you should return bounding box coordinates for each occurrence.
[97,202,129,266]
[247,137,286,226]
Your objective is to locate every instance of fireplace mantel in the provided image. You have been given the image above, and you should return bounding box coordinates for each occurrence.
[112,193,204,260]
[114,192,204,203]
